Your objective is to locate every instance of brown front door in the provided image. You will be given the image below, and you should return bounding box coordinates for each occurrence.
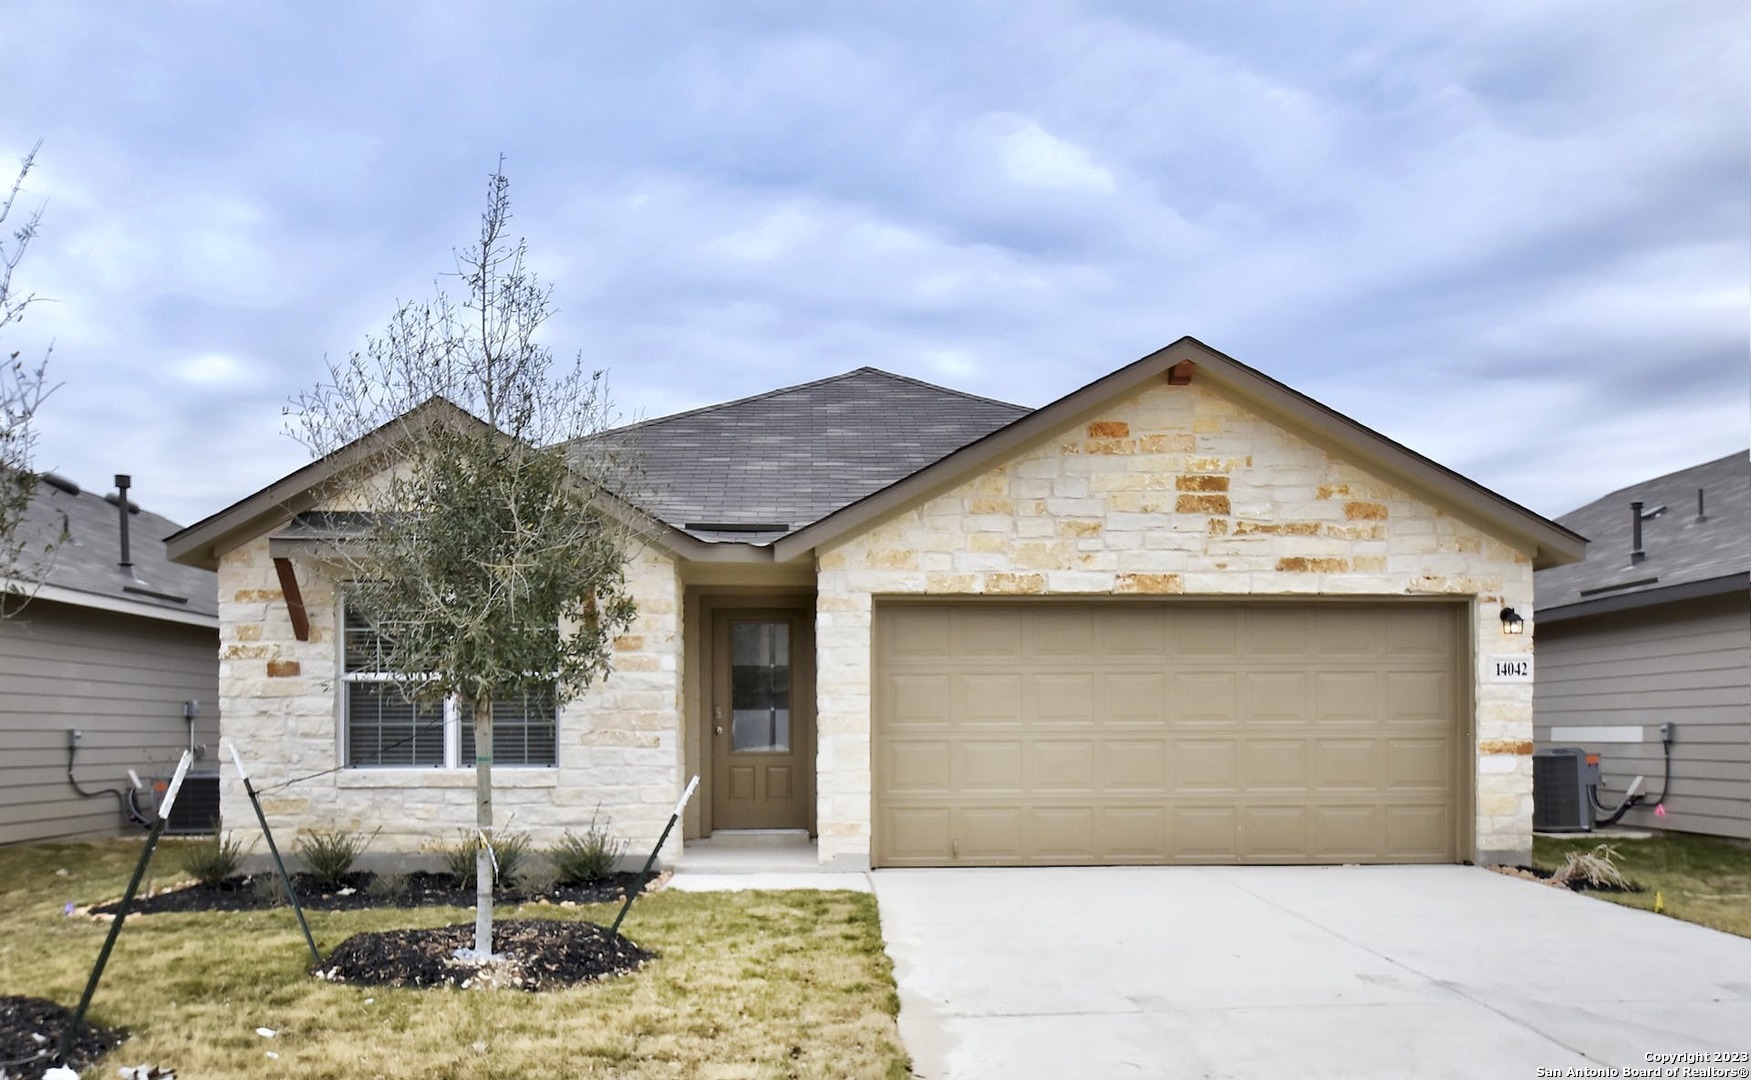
[711,610,814,831]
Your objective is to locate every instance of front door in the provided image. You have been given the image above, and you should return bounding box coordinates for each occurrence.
[711,610,814,831]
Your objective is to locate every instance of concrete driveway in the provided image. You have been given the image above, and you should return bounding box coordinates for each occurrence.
[874,866,1751,1079]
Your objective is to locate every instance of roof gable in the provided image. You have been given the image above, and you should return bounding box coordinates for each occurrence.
[1535,449,1749,616]
[773,338,1585,569]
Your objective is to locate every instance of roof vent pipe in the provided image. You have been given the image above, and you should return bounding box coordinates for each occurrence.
[1629,500,1644,564]
[1697,487,1707,522]
[115,474,132,569]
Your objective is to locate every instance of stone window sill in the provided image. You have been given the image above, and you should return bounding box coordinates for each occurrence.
[334,769,559,790]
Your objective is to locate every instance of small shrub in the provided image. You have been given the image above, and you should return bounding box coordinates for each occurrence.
[180,832,252,888]
[366,870,408,901]
[1551,843,1636,891]
[549,810,627,885]
[439,829,533,889]
[298,827,378,889]
[250,872,287,908]
[516,860,559,897]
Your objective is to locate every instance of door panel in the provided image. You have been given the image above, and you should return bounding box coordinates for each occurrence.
[711,610,813,831]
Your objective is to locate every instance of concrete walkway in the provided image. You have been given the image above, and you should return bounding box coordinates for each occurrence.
[874,865,1751,1080]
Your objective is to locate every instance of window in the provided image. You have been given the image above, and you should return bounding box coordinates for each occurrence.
[342,606,557,768]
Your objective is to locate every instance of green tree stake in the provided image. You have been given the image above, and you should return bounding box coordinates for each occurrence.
[231,742,322,967]
[58,750,191,1065]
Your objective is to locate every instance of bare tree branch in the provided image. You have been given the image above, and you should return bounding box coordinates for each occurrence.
[2,140,60,618]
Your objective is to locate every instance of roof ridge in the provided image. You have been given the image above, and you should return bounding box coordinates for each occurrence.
[854,367,1029,412]
[591,366,1028,440]
[593,368,882,437]
[1558,448,1749,521]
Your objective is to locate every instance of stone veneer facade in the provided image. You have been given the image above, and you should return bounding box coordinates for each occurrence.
[814,380,1537,868]
[216,537,684,858]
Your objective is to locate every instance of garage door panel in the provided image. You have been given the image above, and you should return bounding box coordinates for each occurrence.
[959,609,1023,656]
[959,674,1024,725]
[1242,806,1310,858]
[1386,671,1449,722]
[1033,806,1096,856]
[1174,806,1241,859]
[887,674,954,726]
[1174,671,1238,722]
[1030,740,1097,790]
[1245,672,1311,723]
[1314,805,1382,858]
[1100,807,1168,857]
[1386,738,1449,789]
[1104,672,1168,722]
[884,807,952,861]
[1028,608,1098,658]
[1244,740,1310,789]
[1316,671,1382,721]
[959,740,1023,790]
[875,602,1460,867]
[1033,673,1097,725]
[1385,805,1450,858]
[1105,739,1169,790]
[885,739,952,793]
[959,807,1024,858]
[1315,738,1383,788]
[1172,738,1238,792]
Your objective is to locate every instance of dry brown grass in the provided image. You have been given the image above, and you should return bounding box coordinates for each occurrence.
[1535,831,1751,938]
[0,839,908,1079]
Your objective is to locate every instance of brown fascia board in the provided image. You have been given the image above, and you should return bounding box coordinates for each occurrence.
[168,397,762,569]
[773,336,1587,570]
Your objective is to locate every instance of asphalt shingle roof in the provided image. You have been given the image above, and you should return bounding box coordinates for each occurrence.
[582,368,1029,543]
[7,472,217,619]
[1535,450,1750,614]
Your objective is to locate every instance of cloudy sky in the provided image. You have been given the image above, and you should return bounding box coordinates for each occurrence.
[5,1,1747,528]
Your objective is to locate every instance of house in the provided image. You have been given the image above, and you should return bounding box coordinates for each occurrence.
[1532,450,1750,840]
[0,472,219,844]
[166,338,1584,869]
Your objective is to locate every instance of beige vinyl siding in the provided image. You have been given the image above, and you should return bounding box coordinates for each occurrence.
[0,600,219,844]
[1534,593,1751,840]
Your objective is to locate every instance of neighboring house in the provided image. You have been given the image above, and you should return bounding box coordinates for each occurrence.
[1532,450,1751,840]
[167,338,1584,869]
[1,472,219,844]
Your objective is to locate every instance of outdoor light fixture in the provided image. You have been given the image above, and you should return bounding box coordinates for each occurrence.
[1499,607,1525,635]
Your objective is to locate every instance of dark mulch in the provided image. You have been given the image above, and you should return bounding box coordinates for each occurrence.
[1493,864,1642,893]
[0,995,125,1080]
[90,871,651,916]
[316,919,653,991]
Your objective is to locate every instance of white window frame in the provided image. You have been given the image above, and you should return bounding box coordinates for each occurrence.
[339,599,557,770]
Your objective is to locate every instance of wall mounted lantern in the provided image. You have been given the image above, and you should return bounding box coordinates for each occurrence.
[1499,607,1526,635]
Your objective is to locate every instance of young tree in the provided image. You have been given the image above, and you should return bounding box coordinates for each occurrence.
[1,141,57,616]
[290,165,641,958]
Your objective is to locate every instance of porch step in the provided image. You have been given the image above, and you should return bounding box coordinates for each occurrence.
[676,831,823,874]
[693,829,812,850]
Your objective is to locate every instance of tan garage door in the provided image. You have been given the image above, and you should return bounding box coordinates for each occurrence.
[874,602,1463,867]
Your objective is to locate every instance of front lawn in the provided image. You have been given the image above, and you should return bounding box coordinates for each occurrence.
[0,839,908,1079]
[1534,831,1751,939]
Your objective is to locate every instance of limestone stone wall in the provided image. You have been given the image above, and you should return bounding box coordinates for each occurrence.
[215,537,685,860]
[816,379,1537,868]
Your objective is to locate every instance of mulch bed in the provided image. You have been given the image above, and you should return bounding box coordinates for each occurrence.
[89,871,651,916]
[1491,864,1642,893]
[316,919,653,991]
[0,995,125,1080]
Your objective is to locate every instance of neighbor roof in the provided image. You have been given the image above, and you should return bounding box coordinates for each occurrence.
[5,472,218,625]
[584,368,1027,543]
[1536,450,1750,621]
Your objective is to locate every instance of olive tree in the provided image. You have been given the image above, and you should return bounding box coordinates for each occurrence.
[1,141,56,616]
[289,166,641,958]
